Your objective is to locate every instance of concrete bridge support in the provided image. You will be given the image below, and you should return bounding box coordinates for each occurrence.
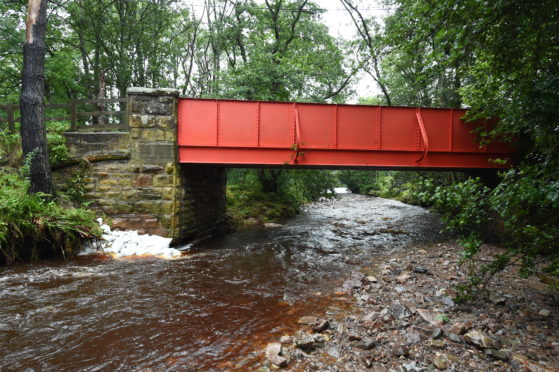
[54,88,227,244]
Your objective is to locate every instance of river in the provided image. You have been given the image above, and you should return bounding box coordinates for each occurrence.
[0,194,443,371]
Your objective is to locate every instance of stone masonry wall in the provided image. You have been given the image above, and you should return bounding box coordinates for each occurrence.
[54,87,227,244]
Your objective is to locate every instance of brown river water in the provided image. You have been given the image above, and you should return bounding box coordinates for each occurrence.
[0,194,443,371]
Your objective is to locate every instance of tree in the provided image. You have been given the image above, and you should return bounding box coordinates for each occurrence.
[19,0,53,195]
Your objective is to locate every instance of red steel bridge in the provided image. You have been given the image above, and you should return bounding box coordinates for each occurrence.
[177,98,513,169]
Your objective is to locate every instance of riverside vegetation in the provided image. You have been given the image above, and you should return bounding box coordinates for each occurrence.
[0,123,101,264]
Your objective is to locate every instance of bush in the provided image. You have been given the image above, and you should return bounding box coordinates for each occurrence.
[419,166,559,299]
[0,170,101,264]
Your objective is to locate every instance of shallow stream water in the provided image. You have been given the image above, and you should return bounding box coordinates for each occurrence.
[0,194,443,371]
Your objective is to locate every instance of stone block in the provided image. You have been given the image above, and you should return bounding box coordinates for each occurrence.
[159,96,174,104]
[130,101,144,114]
[130,115,155,128]
[146,102,170,115]
[153,174,173,187]
[140,129,165,141]
[137,142,175,163]
[133,174,153,187]
[157,117,175,129]
[161,187,174,200]
[130,128,140,139]
[141,165,164,174]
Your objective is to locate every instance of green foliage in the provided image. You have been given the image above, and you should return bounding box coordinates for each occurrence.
[226,168,338,228]
[226,184,298,230]
[0,170,101,264]
[420,168,559,298]
[0,130,20,167]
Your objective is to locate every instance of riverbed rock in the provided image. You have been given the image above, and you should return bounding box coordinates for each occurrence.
[447,333,462,343]
[405,330,422,345]
[295,332,318,352]
[356,338,375,350]
[484,348,510,361]
[390,301,411,319]
[417,308,445,325]
[432,328,444,340]
[392,344,410,357]
[431,340,446,349]
[264,342,288,368]
[539,309,551,317]
[448,322,467,335]
[433,355,448,370]
[463,330,501,349]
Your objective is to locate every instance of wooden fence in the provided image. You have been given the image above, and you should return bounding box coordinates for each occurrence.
[0,98,127,133]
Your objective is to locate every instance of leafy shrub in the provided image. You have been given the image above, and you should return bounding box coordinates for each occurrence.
[0,170,101,264]
[420,166,559,299]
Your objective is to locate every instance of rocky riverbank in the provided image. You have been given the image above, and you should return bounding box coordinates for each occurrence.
[259,242,559,371]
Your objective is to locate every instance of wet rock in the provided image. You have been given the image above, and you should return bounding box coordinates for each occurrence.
[325,344,341,358]
[539,309,551,317]
[263,223,283,228]
[342,272,368,293]
[432,328,444,340]
[463,330,501,349]
[356,338,375,350]
[265,342,288,368]
[484,348,510,361]
[297,316,329,333]
[297,316,321,325]
[392,344,410,357]
[313,319,330,333]
[390,301,411,319]
[279,335,292,345]
[295,332,318,352]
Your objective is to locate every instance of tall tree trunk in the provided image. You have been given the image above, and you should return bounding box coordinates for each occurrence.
[19,0,53,195]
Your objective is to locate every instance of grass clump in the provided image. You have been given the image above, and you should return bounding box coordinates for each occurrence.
[0,169,101,264]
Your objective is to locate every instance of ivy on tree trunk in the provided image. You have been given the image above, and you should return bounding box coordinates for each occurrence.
[19,0,53,195]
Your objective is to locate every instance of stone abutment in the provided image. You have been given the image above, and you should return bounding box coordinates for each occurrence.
[54,88,227,244]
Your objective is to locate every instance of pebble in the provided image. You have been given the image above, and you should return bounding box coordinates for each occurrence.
[433,356,447,370]
[392,344,410,357]
[484,348,510,361]
[447,333,461,343]
[356,338,375,350]
[432,328,444,339]
[539,309,551,317]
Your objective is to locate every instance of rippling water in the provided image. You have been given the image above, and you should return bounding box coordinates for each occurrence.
[0,195,442,371]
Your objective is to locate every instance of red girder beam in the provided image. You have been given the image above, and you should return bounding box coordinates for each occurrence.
[177,98,513,169]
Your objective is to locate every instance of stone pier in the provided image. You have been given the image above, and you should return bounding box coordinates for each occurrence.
[54,87,227,244]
